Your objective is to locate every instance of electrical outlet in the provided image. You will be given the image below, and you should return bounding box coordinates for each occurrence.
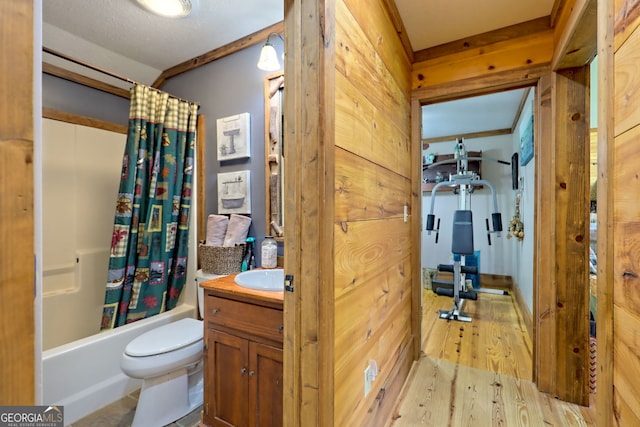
[364,366,372,397]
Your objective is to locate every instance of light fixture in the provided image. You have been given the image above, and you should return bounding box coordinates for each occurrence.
[135,0,195,18]
[257,33,284,71]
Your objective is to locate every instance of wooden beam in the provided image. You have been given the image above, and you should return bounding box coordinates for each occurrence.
[152,21,284,88]
[412,63,549,105]
[413,17,551,63]
[412,28,554,90]
[421,128,512,145]
[0,0,35,405]
[43,108,128,134]
[551,0,598,70]
[43,62,130,99]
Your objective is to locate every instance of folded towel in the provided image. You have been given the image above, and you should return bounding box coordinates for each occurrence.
[206,214,229,246]
[223,214,252,247]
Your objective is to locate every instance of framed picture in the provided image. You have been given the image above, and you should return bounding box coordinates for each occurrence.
[217,113,250,161]
[217,170,251,214]
[520,115,534,166]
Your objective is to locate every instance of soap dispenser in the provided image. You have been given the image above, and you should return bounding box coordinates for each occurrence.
[241,237,256,271]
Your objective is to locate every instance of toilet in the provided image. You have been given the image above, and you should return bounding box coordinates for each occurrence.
[120,270,225,427]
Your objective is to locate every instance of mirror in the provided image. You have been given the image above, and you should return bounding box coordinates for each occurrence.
[265,72,285,238]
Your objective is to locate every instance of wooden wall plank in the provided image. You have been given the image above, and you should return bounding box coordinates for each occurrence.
[335,2,410,142]
[613,0,640,50]
[613,24,640,136]
[334,148,410,223]
[613,306,640,420]
[342,0,412,96]
[0,0,35,405]
[335,72,410,177]
[613,385,640,426]
[334,218,411,299]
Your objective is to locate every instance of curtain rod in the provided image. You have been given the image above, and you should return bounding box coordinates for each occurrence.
[43,46,199,107]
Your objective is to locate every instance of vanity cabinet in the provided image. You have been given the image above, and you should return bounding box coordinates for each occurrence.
[201,284,283,427]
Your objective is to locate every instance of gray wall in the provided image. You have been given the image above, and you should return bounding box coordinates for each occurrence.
[164,43,273,259]
[42,41,282,265]
[43,74,130,124]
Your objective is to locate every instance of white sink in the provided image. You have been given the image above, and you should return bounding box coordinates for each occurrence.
[234,269,284,291]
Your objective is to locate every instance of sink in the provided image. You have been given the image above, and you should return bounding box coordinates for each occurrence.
[234,269,284,291]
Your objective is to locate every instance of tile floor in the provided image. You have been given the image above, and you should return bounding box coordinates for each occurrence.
[68,389,202,427]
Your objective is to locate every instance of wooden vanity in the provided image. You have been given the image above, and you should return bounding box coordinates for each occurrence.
[199,273,284,427]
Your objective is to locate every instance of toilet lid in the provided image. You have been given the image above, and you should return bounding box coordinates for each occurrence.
[125,317,203,357]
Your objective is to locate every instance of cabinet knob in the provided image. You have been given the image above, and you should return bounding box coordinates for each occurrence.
[278,324,284,331]
[249,370,255,377]
[240,367,247,374]
[212,308,220,314]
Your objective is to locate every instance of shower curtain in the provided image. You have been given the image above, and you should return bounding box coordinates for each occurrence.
[101,85,198,330]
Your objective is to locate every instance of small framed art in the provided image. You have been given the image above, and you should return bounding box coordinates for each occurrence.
[217,113,250,161]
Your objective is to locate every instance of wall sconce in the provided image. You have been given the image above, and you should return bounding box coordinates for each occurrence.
[257,33,284,71]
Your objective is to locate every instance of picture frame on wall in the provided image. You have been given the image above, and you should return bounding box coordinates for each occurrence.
[217,112,251,161]
[520,115,534,166]
[217,170,251,214]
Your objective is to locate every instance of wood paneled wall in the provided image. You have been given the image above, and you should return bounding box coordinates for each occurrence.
[611,0,640,424]
[283,0,414,425]
[334,1,413,425]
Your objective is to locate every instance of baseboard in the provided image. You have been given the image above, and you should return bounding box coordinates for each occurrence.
[511,279,533,339]
[364,336,414,427]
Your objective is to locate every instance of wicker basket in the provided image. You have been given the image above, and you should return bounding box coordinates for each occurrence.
[199,244,245,275]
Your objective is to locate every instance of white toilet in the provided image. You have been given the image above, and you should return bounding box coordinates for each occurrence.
[120,270,224,427]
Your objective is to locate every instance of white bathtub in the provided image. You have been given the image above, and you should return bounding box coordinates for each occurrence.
[42,303,197,425]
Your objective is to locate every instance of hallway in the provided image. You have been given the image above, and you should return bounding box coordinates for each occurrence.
[389,288,595,426]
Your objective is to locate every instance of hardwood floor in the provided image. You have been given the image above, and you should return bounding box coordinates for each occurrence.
[388,288,596,426]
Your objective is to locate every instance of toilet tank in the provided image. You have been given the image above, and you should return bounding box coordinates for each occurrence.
[195,270,227,318]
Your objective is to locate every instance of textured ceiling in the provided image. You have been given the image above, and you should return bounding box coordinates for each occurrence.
[395,0,555,51]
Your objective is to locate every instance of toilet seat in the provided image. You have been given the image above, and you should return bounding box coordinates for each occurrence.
[125,317,203,357]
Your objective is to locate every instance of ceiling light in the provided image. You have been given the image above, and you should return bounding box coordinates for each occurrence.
[135,0,195,18]
[257,33,284,71]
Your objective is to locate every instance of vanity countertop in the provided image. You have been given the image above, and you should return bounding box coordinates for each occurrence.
[200,271,284,309]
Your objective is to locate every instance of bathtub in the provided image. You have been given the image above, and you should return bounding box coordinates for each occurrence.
[42,302,197,425]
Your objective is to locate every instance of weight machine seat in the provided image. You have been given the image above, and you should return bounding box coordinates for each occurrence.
[452,210,474,255]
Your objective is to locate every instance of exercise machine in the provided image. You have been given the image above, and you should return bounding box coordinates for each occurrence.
[424,139,505,322]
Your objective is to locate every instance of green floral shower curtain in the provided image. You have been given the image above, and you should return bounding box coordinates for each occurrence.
[101,85,198,330]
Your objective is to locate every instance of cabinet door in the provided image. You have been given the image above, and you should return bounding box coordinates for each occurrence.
[207,329,249,427]
[249,342,283,427]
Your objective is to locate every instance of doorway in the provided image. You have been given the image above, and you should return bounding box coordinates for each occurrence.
[419,87,536,380]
